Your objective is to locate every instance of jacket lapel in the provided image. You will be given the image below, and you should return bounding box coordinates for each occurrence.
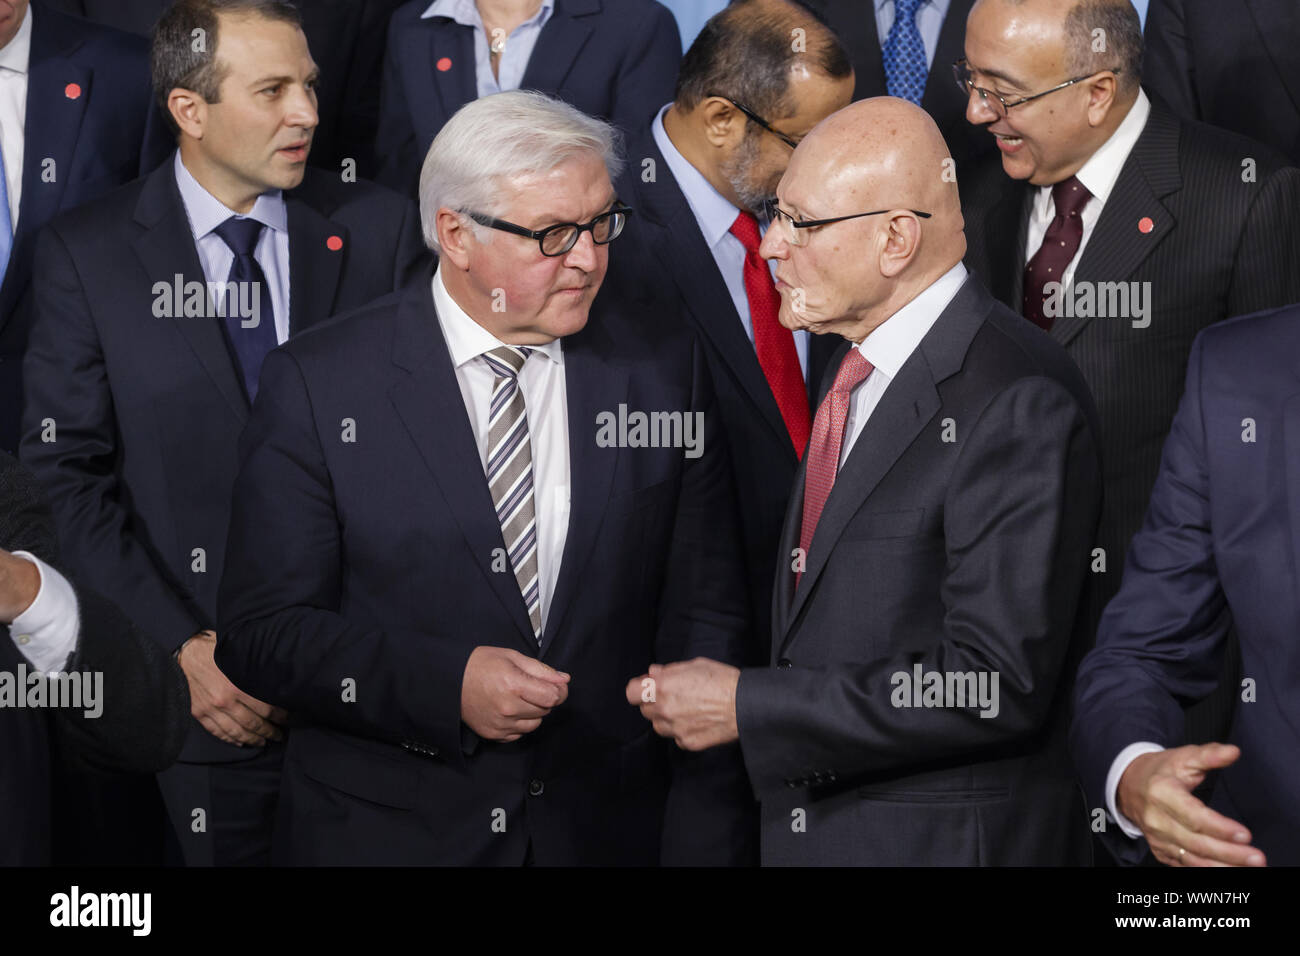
[520,0,598,96]
[823,0,884,98]
[417,15,476,149]
[285,193,345,335]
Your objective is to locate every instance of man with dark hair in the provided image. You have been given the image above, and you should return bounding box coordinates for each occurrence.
[605,0,853,665]
[21,0,427,865]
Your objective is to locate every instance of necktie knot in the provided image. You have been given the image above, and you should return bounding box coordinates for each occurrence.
[895,0,924,20]
[1051,176,1091,220]
[729,210,763,256]
[213,216,266,258]
[831,347,873,395]
[483,345,532,379]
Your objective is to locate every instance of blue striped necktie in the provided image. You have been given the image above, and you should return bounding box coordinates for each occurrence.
[883,0,929,105]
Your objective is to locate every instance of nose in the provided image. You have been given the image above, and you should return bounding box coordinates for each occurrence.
[964,85,998,126]
[563,227,599,271]
[287,83,319,132]
[759,221,786,260]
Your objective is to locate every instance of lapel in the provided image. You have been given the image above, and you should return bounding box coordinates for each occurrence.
[520,0,599,96]
[1055,105,1181,349]
[776,276,992,652]
[824,0,884,99]
[417,14,476,146]
[284,186,345,335]
[130,163,248,422]
[1284,392,1300,603]
[1245,0,1300,119]
[386,274,541,655]
[921,0,973,106]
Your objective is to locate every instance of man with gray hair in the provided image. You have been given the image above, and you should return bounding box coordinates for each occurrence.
[216,89,755,865]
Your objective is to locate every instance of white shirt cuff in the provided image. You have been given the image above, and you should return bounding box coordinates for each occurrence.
[8,551,80,674]
[1106,741,1166,838]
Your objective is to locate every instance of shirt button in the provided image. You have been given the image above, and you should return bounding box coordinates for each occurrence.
[528,779,544,796]
[16,634,30,645]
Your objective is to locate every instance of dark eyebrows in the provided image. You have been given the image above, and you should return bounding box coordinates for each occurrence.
[528,193,619,230]
[967,62,1028,91]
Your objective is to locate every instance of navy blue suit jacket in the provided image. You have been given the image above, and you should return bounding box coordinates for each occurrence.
[375,0,680,196]
[0,3,170,453]
[19,159,428,766]
[215,271,755,865]
[1073,305,1300,866]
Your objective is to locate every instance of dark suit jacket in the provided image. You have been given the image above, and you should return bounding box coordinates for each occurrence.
[962,102,1300,657]
[215,270,755,865]
[0,450,188,866]
[735,274,1103,865]
[375,0,681,196]
[801,0,992,173]
[18,159,428,766]
[1073,305,1300,867]
[1144,0,1300,165]
[605,126,838,664]
[0,2,170,454]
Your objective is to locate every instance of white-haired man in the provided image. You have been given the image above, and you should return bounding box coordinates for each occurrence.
[215,90,756,865]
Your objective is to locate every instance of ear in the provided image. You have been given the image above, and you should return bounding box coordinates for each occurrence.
[436,208,475,271]
[1085,72,1120,127]
[878,212,923,279]
[168,88,207,141]
[699,96,747,149]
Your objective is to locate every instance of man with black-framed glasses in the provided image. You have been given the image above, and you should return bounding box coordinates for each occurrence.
[958,0,1300,846]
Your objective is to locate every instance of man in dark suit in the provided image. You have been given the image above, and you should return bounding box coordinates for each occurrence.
[629,96,1103,866]
[1144,0,1300,165]
[375,0,681,196]
[958,0,1300,747]
[0,0,170,455]
[1073,305,1300,867]
[803,0,993,173]
[216,89,754,865]
[20,0,426,866]
[0,450,188,866]
[604,0,853,664]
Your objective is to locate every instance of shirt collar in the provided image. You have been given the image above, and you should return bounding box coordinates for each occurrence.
[173,150,287,242]
[856,261,968,378]
[431,263,564,370]
[651,104,748,250]
[1036,88,1150,215]
[0,6,34,76]
[422,0,554,30]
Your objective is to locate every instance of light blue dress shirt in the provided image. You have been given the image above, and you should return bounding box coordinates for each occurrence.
[651,104,809,381]
[656,0,727,52]
[875,0,950,70]
[423,0,554,98]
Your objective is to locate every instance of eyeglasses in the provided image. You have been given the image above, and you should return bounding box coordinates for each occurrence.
[952,58,1120,119]
[763,198,931,247]
[464,202,632,256]
[709,94,801,149]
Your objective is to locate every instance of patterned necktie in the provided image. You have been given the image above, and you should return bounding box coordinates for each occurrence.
[212,216,278,401]
[0,132,12,287]
[730,211,811,456]
[798,348,874,575]
[482,345,542,641]
[1022,176,1092,331]
[883,0,929,105]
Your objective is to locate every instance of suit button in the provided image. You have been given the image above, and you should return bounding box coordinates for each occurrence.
[826,771,837,782]
[785,779,798,789]
[428,746,439,757]
[777,658,792,669]
[528,779,544,796]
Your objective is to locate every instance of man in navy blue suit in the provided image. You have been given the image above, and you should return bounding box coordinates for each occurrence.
[216,89,754,865]
[20,0,427,865]
[375,0,681,196]
[1072,305,1300,867]
[0,0,170,455]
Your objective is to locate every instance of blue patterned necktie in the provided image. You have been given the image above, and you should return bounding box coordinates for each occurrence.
[882,0,929,105]
[212,216,278,402]
[0,133,12,287]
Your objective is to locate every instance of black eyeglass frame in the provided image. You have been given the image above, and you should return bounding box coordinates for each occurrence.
[463,202,633,257]
[708,93,802,149]
[763,198,932,239]
[952,58,1121,116]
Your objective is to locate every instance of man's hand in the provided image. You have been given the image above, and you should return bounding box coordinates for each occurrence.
[0,549,41,623]
[1118,743,1266,866]
[460,645,570,742]
[625,658,740,751]
[177,631,287,747]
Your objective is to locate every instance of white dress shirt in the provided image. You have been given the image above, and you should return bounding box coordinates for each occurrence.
[840,262,967,466]
[0,5,33,230]
[8,550,79,674]
[431,264,570,632]
[423,0,554,99]
[1023,89,1151,290]
[173,151,292,345]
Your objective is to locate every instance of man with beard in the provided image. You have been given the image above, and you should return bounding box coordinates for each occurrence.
[604,0,854,665]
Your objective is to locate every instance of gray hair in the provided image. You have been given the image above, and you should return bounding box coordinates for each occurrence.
[417,90,625,253]
[1063,0,1142,95]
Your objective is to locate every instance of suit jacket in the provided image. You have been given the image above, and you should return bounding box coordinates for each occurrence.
[18,159,428,766]
[801,0,992,173]
[0,449,188,866]
[735,274,1103,865]
[1144,0,1300,165]
[605,126,838,664]
[375,0,681,196]
[962,103,1300,657]
[214,270,755,865]
[0,2,171,454]
[1073,305,1300,867]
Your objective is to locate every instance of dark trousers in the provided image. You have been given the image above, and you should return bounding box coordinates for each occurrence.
[158,743,284,866]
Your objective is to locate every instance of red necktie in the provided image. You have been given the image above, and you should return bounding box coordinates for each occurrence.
[798,348,874,573]
[730,211,812,456]
[1022,175,1091,331]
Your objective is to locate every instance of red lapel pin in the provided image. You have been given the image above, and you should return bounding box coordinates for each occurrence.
[65,83,82,100]
[1138,217,1154,234]
[436,57,453,72]
[326,235,343,252]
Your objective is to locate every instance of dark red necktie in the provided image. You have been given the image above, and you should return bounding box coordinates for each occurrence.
[730,211,811,456]
[1022,175,1091,331]
[798,348,873,575]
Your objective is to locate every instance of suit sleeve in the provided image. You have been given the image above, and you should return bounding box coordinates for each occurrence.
[215,347,472,767]
[19,226,207,653]
[1142,0,1199,120]
[735,375,1101,796]
[1070,332,1232,864]
[609,4,681,139]
[1225,166,1300,317]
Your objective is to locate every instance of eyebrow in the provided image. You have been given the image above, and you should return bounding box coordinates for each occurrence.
[248,70,320,87]
[528,194,619,229]
[967,62,1029,90]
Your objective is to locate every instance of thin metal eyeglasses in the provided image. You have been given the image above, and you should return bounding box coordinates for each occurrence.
[763,198,932,246]
[709,94,802,149]
[464,202,632,256]
[952,58,1121,118]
